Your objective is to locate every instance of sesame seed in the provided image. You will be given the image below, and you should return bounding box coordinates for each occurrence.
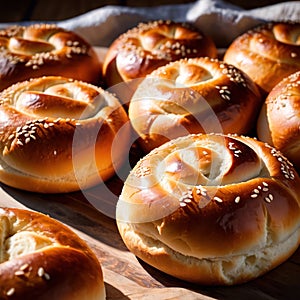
[251,194,258,198]
[6,288,15,296]
[214,196,223,203]
[196,185,207,196]
[228,142,235,149]
[37,267,45,277]
[15,270,25,276]
[234,196,240,203]
[20,263,29,271]
[264,197,271,203]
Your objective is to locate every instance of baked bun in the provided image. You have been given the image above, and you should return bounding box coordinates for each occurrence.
[102,20,217,103]
[0,76,130,193]
[224,21,300,94]
[257,71,300,171]
[0,207,105,300]
[0,24,102,91]
[128,57,262,153]
[116,133,300,285]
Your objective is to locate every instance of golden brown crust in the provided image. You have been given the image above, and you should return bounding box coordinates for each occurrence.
[102,20,218,102]
[0,76,130,193]
[128,57,262,153]
[0,24,102,91]
[257,71,300,171]
[0,207,105,300]
[224,21,300,94]
[116,133,300,285]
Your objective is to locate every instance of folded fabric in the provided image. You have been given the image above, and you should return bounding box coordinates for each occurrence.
[0,0,299,48]
[58,0,300,47]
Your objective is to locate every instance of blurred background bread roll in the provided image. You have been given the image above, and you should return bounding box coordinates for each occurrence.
[224,21,300,95]
[103,20,218,105]
[257,70,300,171]
[0,24,103,91]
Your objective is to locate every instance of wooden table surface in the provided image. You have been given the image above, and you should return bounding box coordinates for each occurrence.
[1,151,300,300]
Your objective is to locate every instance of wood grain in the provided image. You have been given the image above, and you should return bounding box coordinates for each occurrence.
[1,149,300,299]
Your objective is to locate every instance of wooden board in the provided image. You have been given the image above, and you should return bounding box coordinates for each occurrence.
[1,47,300,300]
[1,165,300,300]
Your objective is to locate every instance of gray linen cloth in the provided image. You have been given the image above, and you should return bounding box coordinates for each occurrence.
[57,0,300,48]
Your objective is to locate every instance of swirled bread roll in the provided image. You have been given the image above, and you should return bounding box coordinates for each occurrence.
[257,71,300,171]
[0,207,105,300]
[116,133,300,285]
[102,20,217,103]
[0,76,130,193]
[129,57,262,153]
[224,22,300,94]
[0,24,102,91]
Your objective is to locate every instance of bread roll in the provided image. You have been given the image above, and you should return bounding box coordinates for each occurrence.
[0,76,130,193]
[128,57,262,153]
[0,24,102,91]
[257,70,300,171]
[0,207,105,300]
[102,20,217,104]
[224,21,300,94]
[116,133,300,285]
